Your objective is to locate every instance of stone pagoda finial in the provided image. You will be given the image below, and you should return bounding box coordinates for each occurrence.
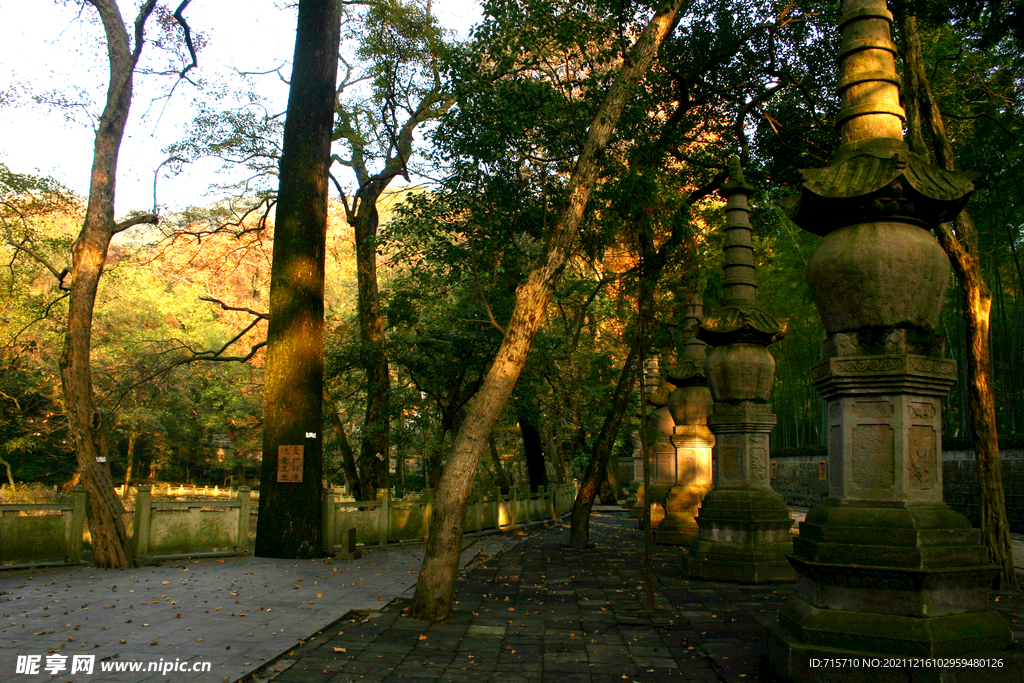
[697,157,784,351]
[664,293,707,387]
[835,0,905,149]
[780,0,974,238]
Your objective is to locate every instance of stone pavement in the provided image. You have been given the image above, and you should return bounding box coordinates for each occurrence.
[0,531,528,683]
[5,511,1024,683]
[264,512,1024,683]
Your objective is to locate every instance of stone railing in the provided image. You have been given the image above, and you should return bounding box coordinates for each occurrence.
[323,483,576,557]
[132,485,253,561]
[2,482,577,567]
[120,483,260,500]
[0,487,86,567]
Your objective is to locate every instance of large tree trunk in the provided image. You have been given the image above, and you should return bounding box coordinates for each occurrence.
[352,195,391,494]
[59,0,159,569]
[568,339,639,548]
[897,8,1019,590]
[254,0,341,559]
[408,0,685,621]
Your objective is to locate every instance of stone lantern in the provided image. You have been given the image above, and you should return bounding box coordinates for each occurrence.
[766,0,1012,678]
[684,157,795,583]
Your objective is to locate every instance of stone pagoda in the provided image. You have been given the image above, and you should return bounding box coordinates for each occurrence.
[766,0,1012,678]
[631,355,673,523]
[685,157,795,583]
[655,294,715,545]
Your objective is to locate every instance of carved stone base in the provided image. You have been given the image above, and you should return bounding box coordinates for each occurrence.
[655,483,705,545]
[630,483,645,520]
[685,487,794,583]
[655,426,713,544]
[767,503,1013,681]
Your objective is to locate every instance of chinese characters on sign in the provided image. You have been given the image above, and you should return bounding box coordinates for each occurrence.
[16,654,94,675]
[277,445,304,483]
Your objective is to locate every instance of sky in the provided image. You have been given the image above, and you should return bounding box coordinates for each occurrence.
[0,0,482,215]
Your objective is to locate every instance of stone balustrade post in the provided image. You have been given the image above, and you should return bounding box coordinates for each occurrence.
[133,485,152,561]
[68,486,86,564]
[423,487,433,542]
[377,488,390,546]
[236,486,251,554]
[322,486,336,554]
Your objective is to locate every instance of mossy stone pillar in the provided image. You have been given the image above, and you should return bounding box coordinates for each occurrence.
[684,158,794,583]
[766,1,1011,678]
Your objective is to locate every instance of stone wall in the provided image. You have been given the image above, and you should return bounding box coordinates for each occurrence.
[944,448,1024,531]
[769,454,829,507]
[769,449,1024,530]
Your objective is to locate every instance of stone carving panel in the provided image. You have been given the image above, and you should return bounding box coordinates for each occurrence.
[719,434,743,481]
[852,424,895,489]
[829,401,841,422]
[910,401,936,421]
[835,357,903,374]
[750,434,768,483]
[679,456,696,483]
[829,425,843,492]
[853,400,894,420]
[909,357,956,377]
[908,425,937,490]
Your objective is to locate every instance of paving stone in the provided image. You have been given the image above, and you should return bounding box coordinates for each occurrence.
[9,511,1024,682]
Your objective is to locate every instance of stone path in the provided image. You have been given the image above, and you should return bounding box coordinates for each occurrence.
[264,513,1024,683]
[4,511,1024,683]
[0,531,530,683]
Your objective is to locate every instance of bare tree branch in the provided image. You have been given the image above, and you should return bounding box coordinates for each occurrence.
[172,1,197,79]
[113,212,158,234]
[469,260,506,336]
[198,295,269,320]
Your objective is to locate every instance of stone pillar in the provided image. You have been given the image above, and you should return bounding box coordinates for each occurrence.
[68,486,86,565]
[684,158,795,583]
[766,1,1011,679]
[656,295,715,545]
[132,484,152,561]
[236,486,251,554]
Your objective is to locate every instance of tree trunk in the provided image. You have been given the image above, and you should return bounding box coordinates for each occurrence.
[897,8,1019,590]
[568,339,639,548]
[488,435,510,495]
[0,454,13,488]
[408,0,685,621]
[352,196,391,494]
[426,420,450,490]
[326,393,364,500]
[515,392,548,492]
[123,428,137,491]
[541,419,567,485]
[59,0,160,569]
[254,0,341,559]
